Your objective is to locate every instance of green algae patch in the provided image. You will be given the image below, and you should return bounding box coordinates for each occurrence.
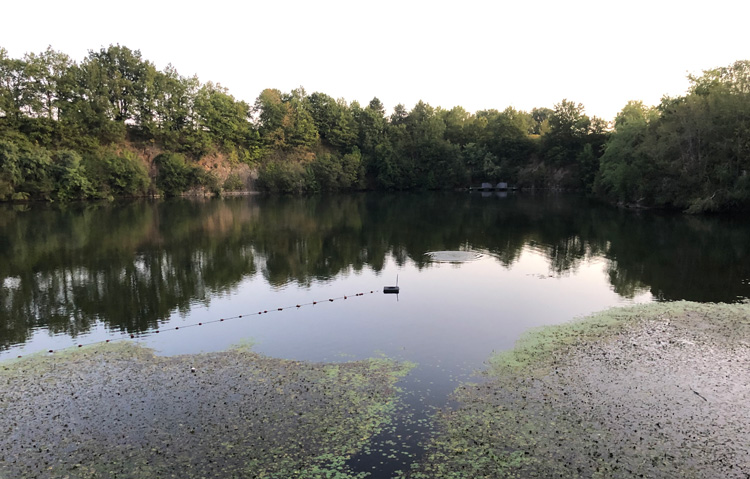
[409,302,750,478]
[0,342,412,479]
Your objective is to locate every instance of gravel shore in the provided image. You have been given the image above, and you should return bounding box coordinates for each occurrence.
[412,302,750,478]
[0,343,410,479]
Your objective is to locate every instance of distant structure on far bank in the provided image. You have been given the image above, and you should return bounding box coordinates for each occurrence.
[475,182,508,191]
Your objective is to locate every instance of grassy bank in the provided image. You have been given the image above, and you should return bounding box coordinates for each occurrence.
[409,302,750,478]
[0,343,412,479]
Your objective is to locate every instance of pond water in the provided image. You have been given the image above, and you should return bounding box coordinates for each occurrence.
[1,192,749,476]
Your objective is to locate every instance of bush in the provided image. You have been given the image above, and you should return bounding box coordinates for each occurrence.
[154,152,215,197]
[223,173,245,192]
[102,150,151,196]
[154,152,192,197]
[54,150,96,201]
[256,160,314,194]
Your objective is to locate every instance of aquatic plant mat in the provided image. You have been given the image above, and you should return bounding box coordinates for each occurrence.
[0,343,411,479]
[410,302,750,478]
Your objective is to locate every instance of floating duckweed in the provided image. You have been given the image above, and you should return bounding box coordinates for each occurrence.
[410,301,750,478]
[0,342,412,479]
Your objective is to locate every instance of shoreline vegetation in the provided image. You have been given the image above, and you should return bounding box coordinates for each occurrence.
[1,302,747,478]
[0,342,412,479]
[409,301,750,478]
[1,46,749,212]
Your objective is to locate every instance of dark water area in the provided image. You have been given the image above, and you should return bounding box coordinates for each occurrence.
[1,192,749,476]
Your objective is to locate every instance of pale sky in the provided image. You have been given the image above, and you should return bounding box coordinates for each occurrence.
[2,0,748,122]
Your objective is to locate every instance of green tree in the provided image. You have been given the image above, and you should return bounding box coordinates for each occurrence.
[154,152,194,196]
[544,99,591,165]
[82,45,156,124]
[596,59,750,212]
[306,92,357,149]
[254,87,318,150]
[531,107,554,135]
[355,97,387,155]
[101,149,151,196]
[0,49,30,124]
[482,108,534,161]
[23,47,73,120]
[0,138,21,199]
[193,82,260,161]
[149,66,195,146]
[54,150,95,201]
[596,101,658,204]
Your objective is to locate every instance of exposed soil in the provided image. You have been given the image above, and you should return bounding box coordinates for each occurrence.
[411,302,750,478]
[0,343,410,479]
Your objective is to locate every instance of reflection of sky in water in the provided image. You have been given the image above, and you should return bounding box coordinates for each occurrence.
[2,246,650,375]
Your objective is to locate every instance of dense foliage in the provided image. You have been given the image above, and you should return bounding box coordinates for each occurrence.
[0,45,258,200]
[596,61,750,212]
[1,45,748,211]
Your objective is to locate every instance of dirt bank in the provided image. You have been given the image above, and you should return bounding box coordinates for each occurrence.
[411,302,750,478]
[0,343,410,479]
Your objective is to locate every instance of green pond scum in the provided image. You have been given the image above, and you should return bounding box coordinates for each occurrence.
[408,301,750,478]
[0,342,412,479]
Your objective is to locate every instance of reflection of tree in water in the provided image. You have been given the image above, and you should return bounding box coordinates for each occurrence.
[1,193,750,350]
[0,200,258,349]
[596,212,750,302]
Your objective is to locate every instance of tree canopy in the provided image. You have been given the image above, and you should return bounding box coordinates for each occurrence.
[1,44,748,212]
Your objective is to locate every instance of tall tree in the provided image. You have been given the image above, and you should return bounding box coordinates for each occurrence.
[23,47,73,120]
[80,45,156,124]
[254,87,318,150]
[355,97,387,155]
[544,99,591,165]
[305,92,356,149]
[0,48,29,123]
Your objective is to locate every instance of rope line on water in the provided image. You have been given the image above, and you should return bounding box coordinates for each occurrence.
[15,290,379,358]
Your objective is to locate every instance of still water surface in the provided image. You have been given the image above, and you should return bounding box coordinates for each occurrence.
[1,192,749,475]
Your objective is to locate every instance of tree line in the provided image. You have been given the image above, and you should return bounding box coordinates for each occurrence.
[596,62,750,212]
[1,45,748,211]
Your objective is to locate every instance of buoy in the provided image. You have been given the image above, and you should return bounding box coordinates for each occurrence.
[384,275,400,294]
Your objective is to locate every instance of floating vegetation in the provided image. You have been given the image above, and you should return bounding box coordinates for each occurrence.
[424,251,483,263]
[0,343,412,479]
[409,301,750,478]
